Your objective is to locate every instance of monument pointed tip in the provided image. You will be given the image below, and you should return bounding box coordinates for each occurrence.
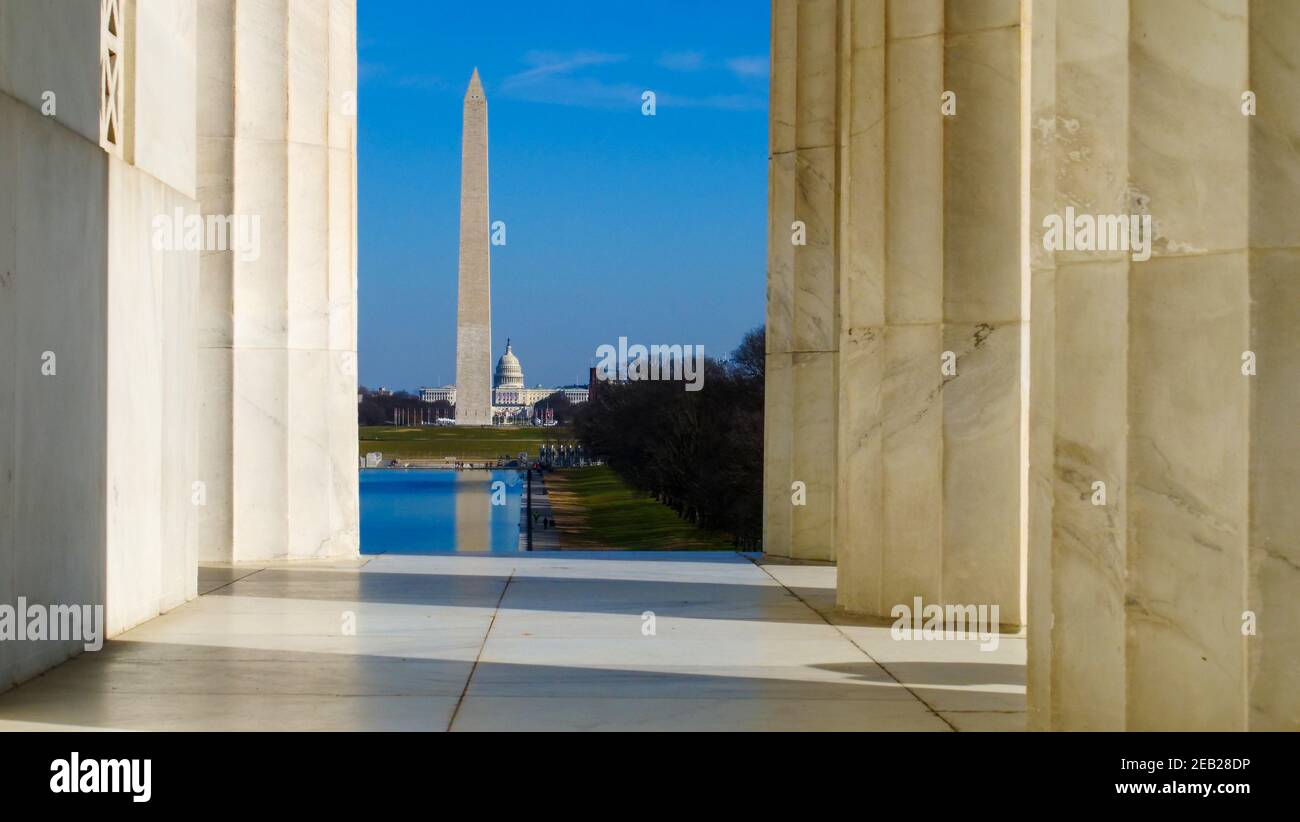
[465,68,485,101]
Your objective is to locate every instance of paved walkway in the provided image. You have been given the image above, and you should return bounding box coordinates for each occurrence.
[0,553,1024,731]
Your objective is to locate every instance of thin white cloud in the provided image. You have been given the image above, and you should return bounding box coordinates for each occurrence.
[499,49,764,112]
[395,74,448,91]
[499,50,635,109]
[657,51,705,71]
[657,91,766,112]
[725,56,769,79]
[503,50,627,87]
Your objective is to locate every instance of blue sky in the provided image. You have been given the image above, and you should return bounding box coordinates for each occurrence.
[358,1,769,390]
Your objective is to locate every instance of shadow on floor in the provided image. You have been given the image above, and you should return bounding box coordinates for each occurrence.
[201,567,835,625]
[0,638,1020,731]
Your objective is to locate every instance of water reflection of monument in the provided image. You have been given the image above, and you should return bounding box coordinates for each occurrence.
[451,470,526,552]
[453,470,493,552]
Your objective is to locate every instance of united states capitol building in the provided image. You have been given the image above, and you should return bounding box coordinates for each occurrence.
[421,340,587,422]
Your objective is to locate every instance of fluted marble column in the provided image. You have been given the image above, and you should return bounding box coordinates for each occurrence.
[941,0,1027,626]
[767,0,1029,624]
[1246,0,1300,731]
[195,0,358,562]
[1026,0,1135,730]
[1027,0,1298,730]
[765,0,839,562]
[768,2,1298,726]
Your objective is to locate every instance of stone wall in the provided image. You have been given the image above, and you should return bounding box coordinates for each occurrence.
[104,0,201,637]
[0,91,109,688]
[0,0,202,684]
[0,0,359,690]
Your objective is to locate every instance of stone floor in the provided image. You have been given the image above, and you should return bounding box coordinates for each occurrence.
[0,552,1025,731]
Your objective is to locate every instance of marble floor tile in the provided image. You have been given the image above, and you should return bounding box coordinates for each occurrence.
[0,552,1025,731]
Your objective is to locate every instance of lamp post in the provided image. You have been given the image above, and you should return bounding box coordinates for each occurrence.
[526,465,533,551]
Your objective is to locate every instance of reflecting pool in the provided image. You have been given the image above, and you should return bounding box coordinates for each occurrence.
[360,469,524,554]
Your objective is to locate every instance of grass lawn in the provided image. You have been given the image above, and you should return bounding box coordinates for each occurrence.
[359,425,566,461]
[546,465,736,551]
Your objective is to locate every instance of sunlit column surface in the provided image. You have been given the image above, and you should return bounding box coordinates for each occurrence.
[195,0,358,562]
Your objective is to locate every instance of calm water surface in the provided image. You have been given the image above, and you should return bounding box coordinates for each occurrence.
[360,469,524,554]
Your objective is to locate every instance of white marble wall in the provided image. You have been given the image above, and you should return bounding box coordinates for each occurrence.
[105,159,201,635]
[106,0,201,638]
[195,0,359,562]
[3,0,359,693]
[1,0,201,684]
[0,88,109,688]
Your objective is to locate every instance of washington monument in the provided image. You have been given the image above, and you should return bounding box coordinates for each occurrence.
[455,69,492,425]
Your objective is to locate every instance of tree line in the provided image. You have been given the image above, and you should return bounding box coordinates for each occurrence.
[572,326,764,549]
[357,388,452,427]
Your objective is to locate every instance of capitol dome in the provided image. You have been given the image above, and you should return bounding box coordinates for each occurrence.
[494,339,524,389]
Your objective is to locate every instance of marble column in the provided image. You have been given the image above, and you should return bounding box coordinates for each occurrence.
[1026,0,1298,730]
[873,0,944,623]
[766,0,1029,623]
[1021,0,1058,731]
[941,0,1027,626]
[765,0,838,562]
[767,2,1298,726]
[195,0,358,562]
[1026,0,1132,731]
[1246,0,1300,731]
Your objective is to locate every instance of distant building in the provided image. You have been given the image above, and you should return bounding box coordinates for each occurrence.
[419,341,588,423]
[420,386,456,404]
